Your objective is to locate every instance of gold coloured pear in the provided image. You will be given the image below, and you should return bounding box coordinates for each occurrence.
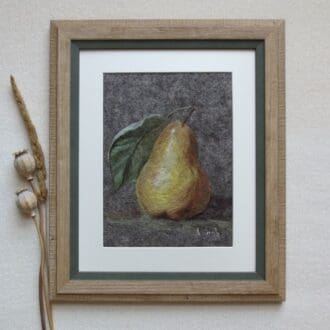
[136,120,211,220]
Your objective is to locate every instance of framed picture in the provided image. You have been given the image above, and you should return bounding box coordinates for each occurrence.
[49,20,285,302]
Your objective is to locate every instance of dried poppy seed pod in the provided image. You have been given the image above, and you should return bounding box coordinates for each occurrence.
[14,149,36,181]
[16,188,38,218]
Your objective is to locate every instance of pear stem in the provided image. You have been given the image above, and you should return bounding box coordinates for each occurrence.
[182,107,196,126]
[166,105,192,119]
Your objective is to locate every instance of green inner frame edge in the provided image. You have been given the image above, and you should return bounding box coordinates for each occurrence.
[70,40,265,280]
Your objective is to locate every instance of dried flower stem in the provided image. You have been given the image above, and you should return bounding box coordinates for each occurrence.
[33,215,54,330]
[10,76,47,201]
[11,76,53,329]
[27,171,47,329]
[38,268,47,330]
[38,203,51,313]
[29,178,41,198]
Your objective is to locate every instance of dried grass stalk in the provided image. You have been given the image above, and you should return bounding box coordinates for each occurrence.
[10,76,47,201]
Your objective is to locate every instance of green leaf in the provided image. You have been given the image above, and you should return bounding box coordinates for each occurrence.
[108,114,167,191]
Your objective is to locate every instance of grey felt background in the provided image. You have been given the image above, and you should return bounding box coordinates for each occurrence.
[103,72,232,246]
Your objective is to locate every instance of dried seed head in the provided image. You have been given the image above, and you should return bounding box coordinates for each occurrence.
[14,149,36,180]
[16,188,38,218]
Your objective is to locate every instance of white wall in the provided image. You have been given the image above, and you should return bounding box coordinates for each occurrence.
[0,1,329,329]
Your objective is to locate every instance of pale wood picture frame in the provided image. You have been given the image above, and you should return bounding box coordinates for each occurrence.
[49,20,285,303]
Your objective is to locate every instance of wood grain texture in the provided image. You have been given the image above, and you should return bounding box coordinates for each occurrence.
[56,26,71,296]
[49,22,57,301]
[265,28,280,293]
[277,21,286,301]
[49,20,285,303]
[264,21,286,301]
[58,279,276,295]
[54,19,281,40]
[52,293,284,304]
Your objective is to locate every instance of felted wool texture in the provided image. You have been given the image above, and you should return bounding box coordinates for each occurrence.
[103,72,232,246]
